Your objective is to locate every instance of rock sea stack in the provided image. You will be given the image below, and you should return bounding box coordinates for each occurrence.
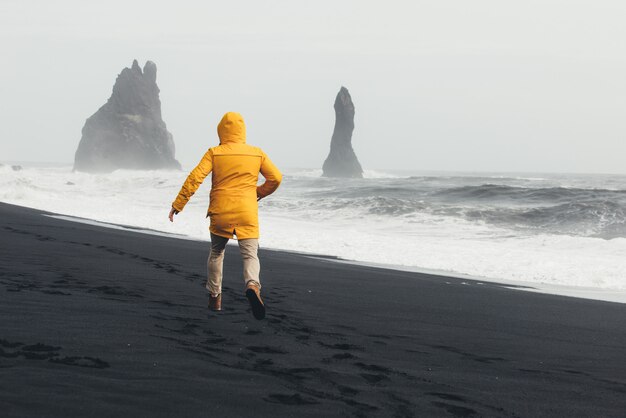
[322,86,363,178]
[73,60,181,173]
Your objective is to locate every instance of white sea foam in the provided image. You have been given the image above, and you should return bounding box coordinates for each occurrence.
[1,164,625,302]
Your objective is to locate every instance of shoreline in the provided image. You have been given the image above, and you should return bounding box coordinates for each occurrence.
[38,209,626,305]
[2,163,625,295]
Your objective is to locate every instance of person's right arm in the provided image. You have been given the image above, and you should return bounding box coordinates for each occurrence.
[256,151,282,200]
[171,149,214,216]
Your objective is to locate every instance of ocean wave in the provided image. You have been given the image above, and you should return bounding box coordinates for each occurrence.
[266,180,626,238]
[434,183,626,202]
[462,201,626,238]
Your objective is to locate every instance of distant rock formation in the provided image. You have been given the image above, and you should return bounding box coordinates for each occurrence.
[73,60,181,173]
[322,86,363,178]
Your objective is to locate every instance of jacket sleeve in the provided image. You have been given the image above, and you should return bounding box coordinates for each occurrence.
[256,151,282,199]
[172,149,213,212]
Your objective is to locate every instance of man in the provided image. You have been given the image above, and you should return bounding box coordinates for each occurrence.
[169,112,282,320]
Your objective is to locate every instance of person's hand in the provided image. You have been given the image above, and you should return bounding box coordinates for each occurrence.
[169,207,179,222]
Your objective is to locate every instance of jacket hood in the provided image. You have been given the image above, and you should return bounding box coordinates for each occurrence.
[217,112,246,144]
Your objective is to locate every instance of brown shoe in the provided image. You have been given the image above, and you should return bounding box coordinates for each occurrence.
[245,283,265,320]
[209,294,222,311]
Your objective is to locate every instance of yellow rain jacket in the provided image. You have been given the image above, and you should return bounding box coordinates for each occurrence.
[172,112,282,239]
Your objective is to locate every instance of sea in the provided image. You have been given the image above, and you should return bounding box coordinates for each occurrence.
[2,163,625,301]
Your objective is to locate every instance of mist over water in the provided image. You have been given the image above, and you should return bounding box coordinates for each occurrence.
[2,164,625,292]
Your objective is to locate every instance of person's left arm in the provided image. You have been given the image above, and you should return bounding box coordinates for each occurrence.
[256,151,282,200]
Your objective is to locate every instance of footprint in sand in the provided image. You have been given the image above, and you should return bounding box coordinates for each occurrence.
[318,342,364,351]
[0,338,109,368]
[428,392,479,417]
[50,356,110,369]
[354,362,392,373]
[264,393,319,405]
[331,353,356,360]
[431,401,478,417]
[360,373,388,384]
[353,362,392,385]
[246,345,287,354]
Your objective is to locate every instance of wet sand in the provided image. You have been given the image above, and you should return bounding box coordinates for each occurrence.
[1,202,625,417]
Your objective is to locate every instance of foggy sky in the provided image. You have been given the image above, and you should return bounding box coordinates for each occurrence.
[1,0,625,174]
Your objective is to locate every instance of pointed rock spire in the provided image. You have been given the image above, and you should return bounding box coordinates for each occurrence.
[322,86,363,178]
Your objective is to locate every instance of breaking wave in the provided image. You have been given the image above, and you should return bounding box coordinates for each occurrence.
[272,175,626,239]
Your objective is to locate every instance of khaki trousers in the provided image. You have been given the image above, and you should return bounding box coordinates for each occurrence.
[206,233,261,296]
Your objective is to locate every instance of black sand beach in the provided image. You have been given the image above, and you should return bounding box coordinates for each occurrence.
[1,202,625,417]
